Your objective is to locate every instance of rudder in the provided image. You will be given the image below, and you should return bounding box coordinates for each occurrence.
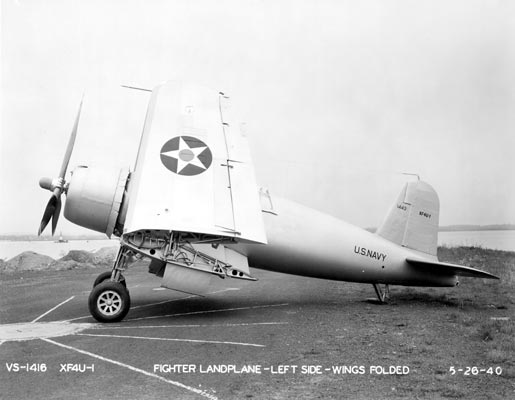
[376,181,439,256]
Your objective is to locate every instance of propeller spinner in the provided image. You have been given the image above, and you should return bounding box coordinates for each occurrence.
[38,97,83,235]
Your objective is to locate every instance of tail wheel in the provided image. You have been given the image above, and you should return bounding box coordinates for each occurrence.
[88,281,130,322]
[93,271,126,288]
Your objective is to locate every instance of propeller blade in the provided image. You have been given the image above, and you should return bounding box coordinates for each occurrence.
[51,196,62,236]
[38,95,83,236]
[38,195,58,236]
[58,96,83,179]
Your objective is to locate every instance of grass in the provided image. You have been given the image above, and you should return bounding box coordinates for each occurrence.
[391,246,515,398]
[437,245,515,284]
[454,247,515,383]
[480,318,515,374]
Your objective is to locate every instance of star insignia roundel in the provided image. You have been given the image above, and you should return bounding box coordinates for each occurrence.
[160,136,213,176]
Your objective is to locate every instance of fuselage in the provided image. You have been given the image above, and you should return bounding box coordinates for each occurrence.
[233,196,457,287]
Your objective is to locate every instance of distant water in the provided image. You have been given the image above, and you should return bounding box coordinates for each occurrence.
[0,230,513,260]
[0,239,119,260]
[438,230,515,252]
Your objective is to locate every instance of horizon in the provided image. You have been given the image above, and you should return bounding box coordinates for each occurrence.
[2,223,515,238]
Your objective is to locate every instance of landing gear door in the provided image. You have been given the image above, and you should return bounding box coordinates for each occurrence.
[160,246,252,295]
[224,247,250,276]
[190,244,251,276]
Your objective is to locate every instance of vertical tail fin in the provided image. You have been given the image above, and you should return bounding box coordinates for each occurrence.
[376,181,439,256]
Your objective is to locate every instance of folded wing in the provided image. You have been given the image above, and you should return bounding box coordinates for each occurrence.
[123,81,266,244]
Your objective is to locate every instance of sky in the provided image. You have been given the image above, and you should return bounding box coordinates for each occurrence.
[1,0,514,235]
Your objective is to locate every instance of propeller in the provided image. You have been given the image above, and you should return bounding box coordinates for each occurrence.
[38,97,83,236]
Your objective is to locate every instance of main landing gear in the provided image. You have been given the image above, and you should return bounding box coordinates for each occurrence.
[88,247,132,323]
[89,281,130,322]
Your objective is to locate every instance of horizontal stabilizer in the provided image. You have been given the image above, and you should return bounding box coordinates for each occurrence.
[406,257,499,280]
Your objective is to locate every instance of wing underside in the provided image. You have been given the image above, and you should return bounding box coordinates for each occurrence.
[406,257,499,279]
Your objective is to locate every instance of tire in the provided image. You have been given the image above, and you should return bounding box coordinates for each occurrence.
[88,281,131,323]
[93,271,126,288]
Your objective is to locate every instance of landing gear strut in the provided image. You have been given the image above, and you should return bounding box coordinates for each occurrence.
[372,283,390,303]
[88,247,132,322]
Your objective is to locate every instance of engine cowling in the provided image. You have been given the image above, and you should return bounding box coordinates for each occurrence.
[64,166,130,237]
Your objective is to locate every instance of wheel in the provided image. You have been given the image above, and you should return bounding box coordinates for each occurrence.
[93,271,126,288]
[88,281,131,323]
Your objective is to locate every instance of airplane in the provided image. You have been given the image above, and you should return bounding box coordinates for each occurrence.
[37,81,498,323]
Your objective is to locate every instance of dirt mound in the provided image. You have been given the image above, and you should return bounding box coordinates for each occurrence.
[1,246,119,273]
[58,250,96,264]
[3,251,55,272]
[48,247,118,270]
[46,250,96,271]
[92,246,118,266]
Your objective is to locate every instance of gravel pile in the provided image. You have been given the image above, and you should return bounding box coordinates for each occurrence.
[0,247,118,273]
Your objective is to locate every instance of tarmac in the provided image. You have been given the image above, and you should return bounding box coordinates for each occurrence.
[0,263,511,399]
